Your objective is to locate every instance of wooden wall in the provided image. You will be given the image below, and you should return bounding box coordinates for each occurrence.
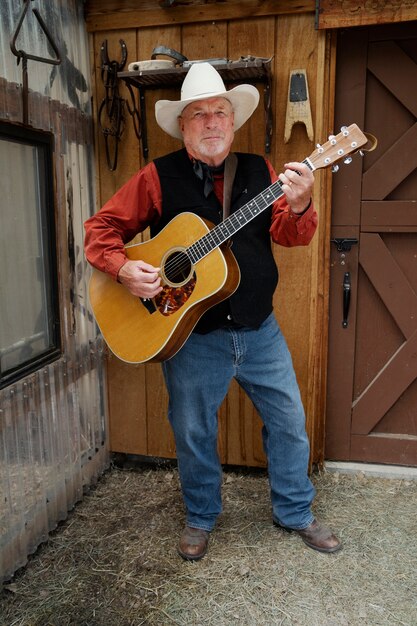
[84,0,335,467]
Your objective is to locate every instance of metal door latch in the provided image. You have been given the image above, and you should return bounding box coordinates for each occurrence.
[330,238,358,252]
[331,238,358,266]
[331,238,358,328]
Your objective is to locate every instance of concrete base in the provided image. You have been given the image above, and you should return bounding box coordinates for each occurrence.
[325,461,417,480]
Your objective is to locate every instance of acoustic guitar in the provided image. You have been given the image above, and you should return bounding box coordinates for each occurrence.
[89,124,375,363]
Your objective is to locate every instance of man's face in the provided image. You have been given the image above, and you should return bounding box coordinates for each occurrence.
[178,97,235,166]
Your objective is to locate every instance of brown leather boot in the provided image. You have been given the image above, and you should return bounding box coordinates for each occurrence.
[178,526,210,561]
[275,518,342,553]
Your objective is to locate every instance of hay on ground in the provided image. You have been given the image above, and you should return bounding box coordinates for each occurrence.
[1,464,416,626]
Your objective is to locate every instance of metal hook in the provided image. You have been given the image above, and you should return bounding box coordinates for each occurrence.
[10,0,61,66]
[100,39,127,77]
[98,39,130,171]
[10,0,61,125]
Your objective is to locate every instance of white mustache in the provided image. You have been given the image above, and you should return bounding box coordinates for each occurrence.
[202,134,224,139]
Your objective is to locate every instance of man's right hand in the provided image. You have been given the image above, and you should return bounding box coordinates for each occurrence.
[117,260,162,298]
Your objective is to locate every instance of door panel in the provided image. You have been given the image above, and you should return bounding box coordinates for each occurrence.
[362,124,417,199]
[326,22,417,466]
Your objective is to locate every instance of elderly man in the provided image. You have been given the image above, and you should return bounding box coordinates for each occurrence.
[84,62,341,560]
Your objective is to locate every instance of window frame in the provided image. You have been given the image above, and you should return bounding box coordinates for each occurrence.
[0,122,61,389]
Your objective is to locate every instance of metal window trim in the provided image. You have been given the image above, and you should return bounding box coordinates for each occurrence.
[0,121,61,388]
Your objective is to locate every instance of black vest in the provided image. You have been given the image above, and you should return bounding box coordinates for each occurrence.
[153,148,278,333]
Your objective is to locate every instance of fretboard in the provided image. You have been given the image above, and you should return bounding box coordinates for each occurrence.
[187,158,312,264]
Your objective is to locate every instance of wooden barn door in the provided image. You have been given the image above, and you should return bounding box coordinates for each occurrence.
[326,22,417,466]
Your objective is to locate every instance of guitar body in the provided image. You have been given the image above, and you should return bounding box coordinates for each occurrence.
[89,212,241,363]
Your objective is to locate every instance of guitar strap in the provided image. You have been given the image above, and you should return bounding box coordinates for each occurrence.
[222,152,238,220]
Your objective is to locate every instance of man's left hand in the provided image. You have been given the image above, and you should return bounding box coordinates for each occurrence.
[279,161,314,214]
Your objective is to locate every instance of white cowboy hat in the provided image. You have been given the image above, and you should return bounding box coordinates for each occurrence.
[155,62,260,139]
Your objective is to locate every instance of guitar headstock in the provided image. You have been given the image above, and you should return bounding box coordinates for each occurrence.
[307,124,376,172]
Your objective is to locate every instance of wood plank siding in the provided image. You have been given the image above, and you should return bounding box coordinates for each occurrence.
[85,1,315,31]
[0,0,108,582]
[317,0,417,30]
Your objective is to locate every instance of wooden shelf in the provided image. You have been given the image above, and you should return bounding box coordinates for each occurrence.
[118,58,273,159]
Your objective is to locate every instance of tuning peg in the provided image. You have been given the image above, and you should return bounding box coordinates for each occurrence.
[331,164,340,173]
[328,134,337,145]
[359,150,364,157]
[316,143,324,153]
[340,126,349,136]
[343,156,353,165]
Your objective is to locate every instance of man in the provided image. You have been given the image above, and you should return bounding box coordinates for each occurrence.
[85,62,341,560]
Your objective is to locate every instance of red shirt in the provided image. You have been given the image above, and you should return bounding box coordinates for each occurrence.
[84,158,318,280]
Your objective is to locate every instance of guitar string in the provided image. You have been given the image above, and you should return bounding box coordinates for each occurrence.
[161,189,279,280]
[161,178,286,280]
[161,156,315,281]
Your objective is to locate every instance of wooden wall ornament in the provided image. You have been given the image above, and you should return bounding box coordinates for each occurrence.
[284,69,314,143]
[316,0,417,29]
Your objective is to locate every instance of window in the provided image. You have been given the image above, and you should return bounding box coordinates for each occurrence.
[0,123,61,388]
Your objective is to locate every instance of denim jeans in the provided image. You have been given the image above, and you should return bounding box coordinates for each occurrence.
[162,313,315,532]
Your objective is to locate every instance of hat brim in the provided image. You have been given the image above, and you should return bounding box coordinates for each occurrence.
[155,84,260,139]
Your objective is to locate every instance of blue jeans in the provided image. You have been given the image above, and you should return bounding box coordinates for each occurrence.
[162,313,315,532]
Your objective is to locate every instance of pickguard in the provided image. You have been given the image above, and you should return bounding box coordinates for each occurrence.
[155,275,197,316]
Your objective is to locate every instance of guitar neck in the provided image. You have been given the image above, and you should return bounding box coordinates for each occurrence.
[187,157,313,264]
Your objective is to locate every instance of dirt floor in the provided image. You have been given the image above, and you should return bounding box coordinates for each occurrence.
[1,462,416,626]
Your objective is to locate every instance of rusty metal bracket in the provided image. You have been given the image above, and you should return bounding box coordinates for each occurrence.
[98,39,142,171]
[10,0,61,125]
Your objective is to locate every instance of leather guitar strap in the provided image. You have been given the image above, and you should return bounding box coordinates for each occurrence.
[222,152,238,220]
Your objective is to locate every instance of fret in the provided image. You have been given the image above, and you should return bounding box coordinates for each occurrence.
[185,137,360,263]
[205,233,217,251]
[260,190,274,205]
[186,143,358,263]
[187,248,199,264]
[190,240,206,261]
[188,155,318,265]
[218,221,234,237]
[186,178,287,262]
[209,229,224,246]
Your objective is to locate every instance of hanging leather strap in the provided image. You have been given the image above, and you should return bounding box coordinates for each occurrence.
[223,152,238,220]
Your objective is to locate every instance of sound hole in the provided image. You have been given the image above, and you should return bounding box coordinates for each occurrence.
[163,249,193,286]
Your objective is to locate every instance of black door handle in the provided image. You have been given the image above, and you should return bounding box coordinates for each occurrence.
[342,272,351,328]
